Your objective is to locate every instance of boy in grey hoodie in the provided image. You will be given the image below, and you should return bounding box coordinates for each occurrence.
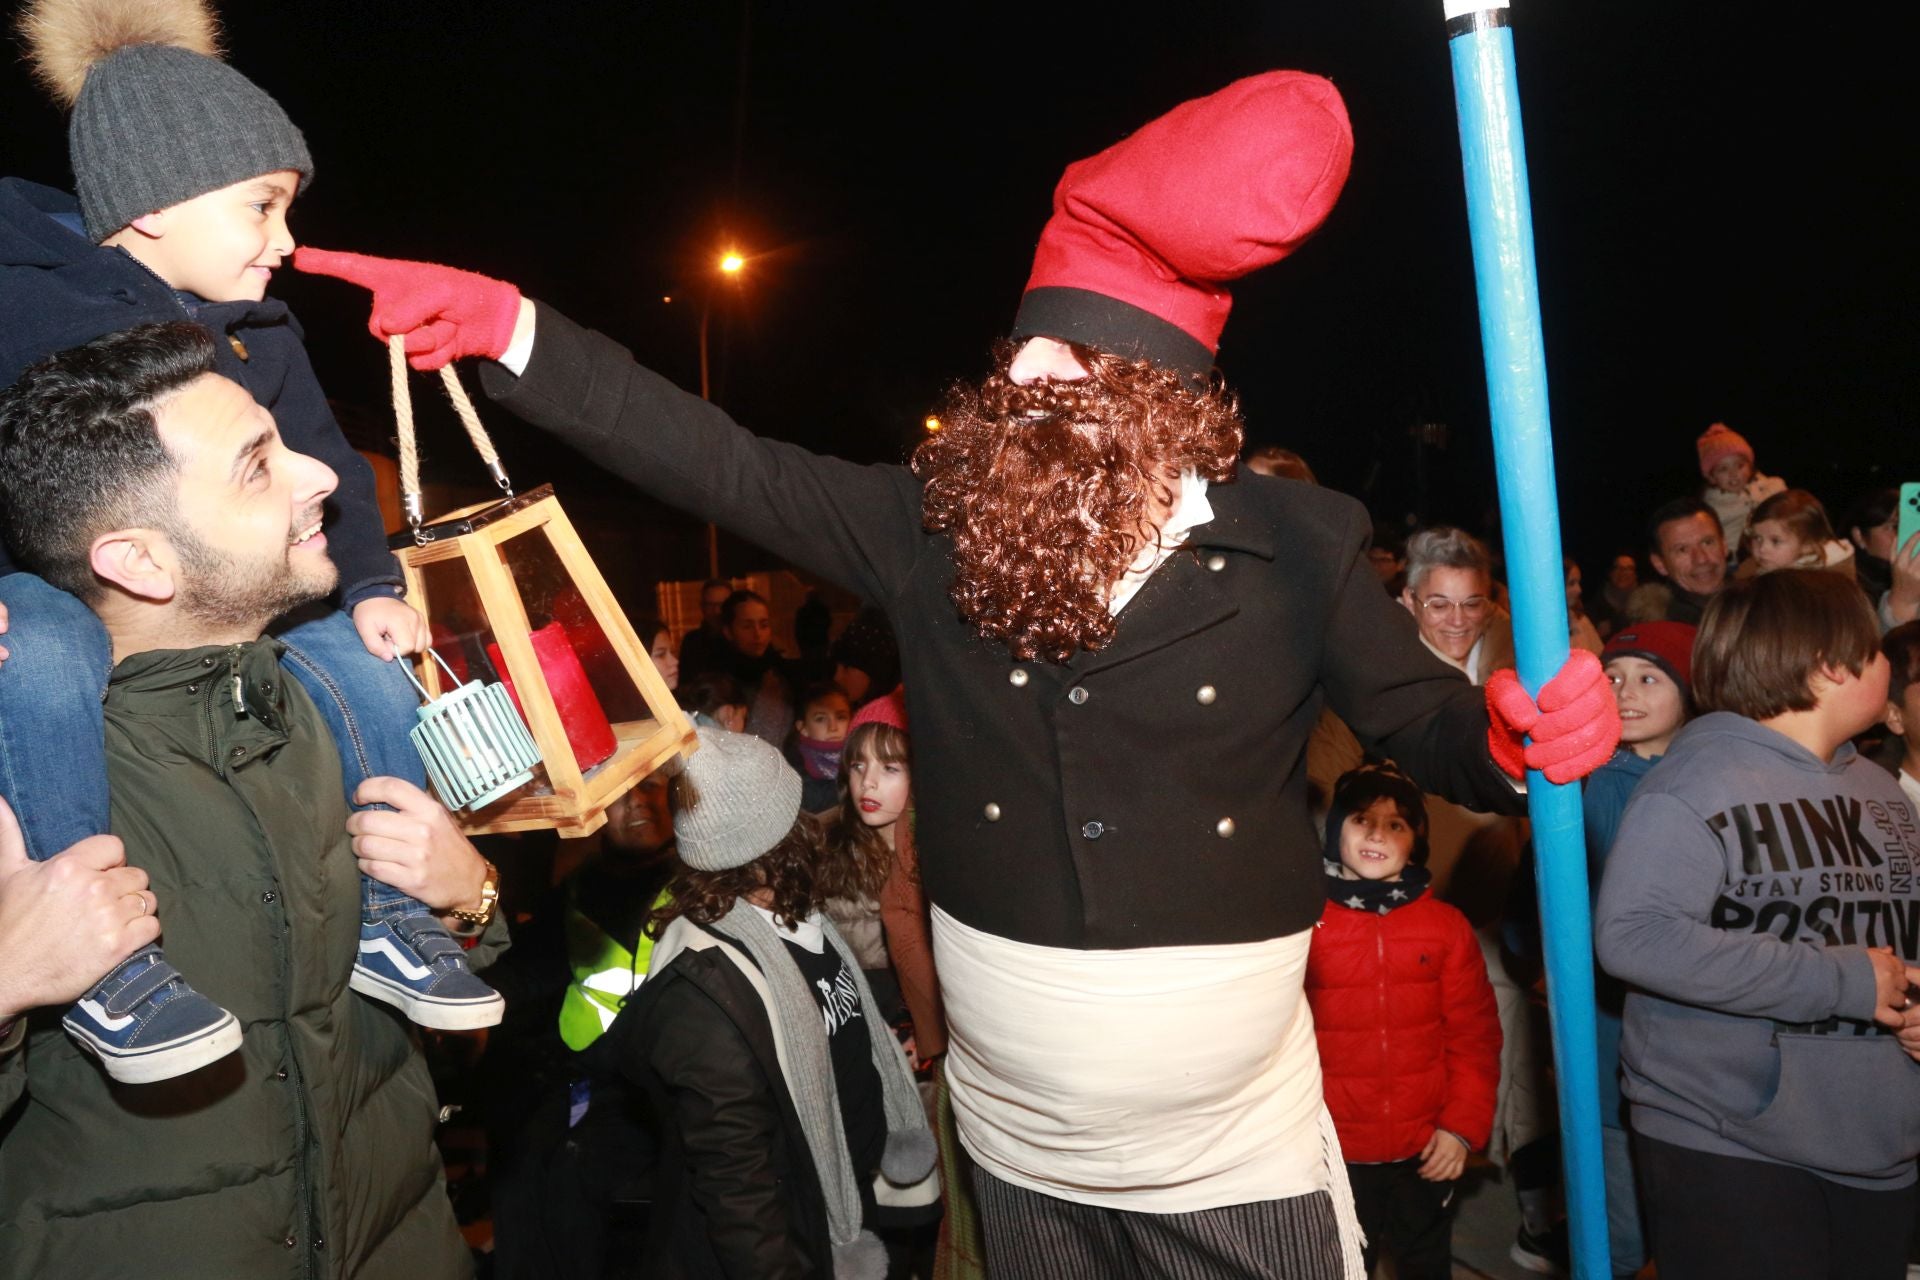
[1595,568,1920,1280]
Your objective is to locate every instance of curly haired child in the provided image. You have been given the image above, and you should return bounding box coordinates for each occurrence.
[616,725,939,1278]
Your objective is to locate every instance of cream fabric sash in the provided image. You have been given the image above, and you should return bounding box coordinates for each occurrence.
[934,907,1365,1275]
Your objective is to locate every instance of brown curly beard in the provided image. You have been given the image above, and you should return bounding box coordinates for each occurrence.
[912,342,1243,663]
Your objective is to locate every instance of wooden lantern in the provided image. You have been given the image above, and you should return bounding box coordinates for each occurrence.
[387,344,695,837]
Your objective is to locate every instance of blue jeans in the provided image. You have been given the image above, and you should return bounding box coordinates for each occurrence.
[276,606,430,922]
[0,574,429,924]
[0,574,111,861]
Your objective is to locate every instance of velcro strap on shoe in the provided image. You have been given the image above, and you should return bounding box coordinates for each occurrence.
[105,958,185,1017]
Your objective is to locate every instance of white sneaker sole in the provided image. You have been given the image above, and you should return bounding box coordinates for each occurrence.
[1509,1242,1568,1276]
[67,1012,244,1086]
[350,967,504,1031]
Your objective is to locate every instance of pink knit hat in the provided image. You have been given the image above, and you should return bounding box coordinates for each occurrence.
[1696,422,1754,480]
[849,686,907,734]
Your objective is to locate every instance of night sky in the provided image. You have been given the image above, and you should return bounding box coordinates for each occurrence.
[4,2,1913,580]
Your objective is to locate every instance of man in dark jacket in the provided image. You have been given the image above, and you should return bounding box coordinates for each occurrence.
[301,71,1618,1279]
[0,323,501,1276]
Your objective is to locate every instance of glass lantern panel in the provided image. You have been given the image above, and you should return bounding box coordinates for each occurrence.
[497,526,658,773]
[414,551,558,800]
[416,553,502,688]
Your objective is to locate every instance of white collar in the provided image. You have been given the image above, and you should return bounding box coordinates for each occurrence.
[1108,471,1213,615]
[751,903,825,953]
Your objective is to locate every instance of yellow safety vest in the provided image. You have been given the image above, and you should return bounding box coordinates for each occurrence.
[557,886,673,1051]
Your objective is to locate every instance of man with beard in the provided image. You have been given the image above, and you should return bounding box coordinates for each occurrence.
[300,71,1617,1279]
[0,323,497,1274]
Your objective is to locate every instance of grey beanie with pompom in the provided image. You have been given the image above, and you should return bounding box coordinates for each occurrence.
[19,0,313,241]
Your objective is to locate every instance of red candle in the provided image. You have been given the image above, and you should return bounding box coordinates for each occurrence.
[488,622,618,772]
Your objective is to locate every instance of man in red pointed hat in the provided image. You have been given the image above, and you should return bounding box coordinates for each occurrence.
[300,70,1617,1280]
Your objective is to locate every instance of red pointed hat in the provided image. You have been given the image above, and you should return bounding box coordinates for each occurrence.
[1010,70,1354,379]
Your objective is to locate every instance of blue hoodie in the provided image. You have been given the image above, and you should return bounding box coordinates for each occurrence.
[1582,746,1658,1127]
[1594,712,1920,1189]
[0,177,401,608]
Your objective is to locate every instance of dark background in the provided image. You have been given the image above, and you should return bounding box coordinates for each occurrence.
[4,1,1913,582]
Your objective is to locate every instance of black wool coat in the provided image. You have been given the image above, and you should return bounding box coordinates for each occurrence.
[482,305,1523,950]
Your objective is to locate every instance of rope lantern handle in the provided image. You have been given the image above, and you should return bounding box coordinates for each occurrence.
[388,336,514,541]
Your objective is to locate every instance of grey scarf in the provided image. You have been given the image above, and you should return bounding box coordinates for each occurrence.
[713,900,936,1274]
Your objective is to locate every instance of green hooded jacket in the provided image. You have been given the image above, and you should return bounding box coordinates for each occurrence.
[0,638,505,1278]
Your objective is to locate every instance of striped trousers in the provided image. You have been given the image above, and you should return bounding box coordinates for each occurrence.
[971,1168,1346,1279]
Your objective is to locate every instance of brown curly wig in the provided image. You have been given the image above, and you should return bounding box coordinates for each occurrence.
[912,341,1243,663]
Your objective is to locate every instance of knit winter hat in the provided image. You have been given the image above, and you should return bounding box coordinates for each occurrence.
[1010,70,1353,380]
[1695,422,1754,481]
[673,726,804,872]
[1322,765,1431,867]
[1602,620,1697,702]
[847,686,907,735]
[19,0,314,241]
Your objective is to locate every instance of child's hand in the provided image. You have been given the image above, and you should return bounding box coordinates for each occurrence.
[0,599,9,669]
[352,597,431,660]
[293,247,525,372]
[1417,1129,1469,1182]
[1866,946,1920,1029]
[347,776,489,914]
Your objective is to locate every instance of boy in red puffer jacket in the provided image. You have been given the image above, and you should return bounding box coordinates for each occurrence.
[1307,765,1503,1280]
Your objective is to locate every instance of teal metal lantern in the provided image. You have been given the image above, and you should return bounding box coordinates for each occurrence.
[399,649,542,811]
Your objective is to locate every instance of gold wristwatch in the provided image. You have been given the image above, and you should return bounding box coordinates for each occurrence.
[450,860,499,928]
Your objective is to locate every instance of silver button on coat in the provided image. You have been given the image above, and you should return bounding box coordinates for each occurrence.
[1008,669,1029,687]
[983,802,1002,821]
[1068,686,1089,705]
[1216,817,1236,838]
[1082,821,1105,839]
[1206,554,1227,572]
[1196,685,1217,705]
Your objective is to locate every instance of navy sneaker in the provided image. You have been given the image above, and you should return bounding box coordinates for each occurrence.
[351,916,504,1031]
[62,945,242,1085]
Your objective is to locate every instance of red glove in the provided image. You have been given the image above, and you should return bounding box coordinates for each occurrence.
[1485,649,1621,785]
[292,247,522,371]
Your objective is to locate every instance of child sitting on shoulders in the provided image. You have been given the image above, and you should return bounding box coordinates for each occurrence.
[615,725,939,1279]
[1306,765,1502,1280]
[1745,488,1855,578]
[1595,570,1920,1280]
[786,679,853,815]
[1696,422,1786,560]
[1583,620,1695,1279]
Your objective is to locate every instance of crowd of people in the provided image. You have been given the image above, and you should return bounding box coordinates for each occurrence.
[0,4,1916,1280]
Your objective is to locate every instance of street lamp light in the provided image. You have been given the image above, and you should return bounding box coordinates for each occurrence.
[699,249,748,577]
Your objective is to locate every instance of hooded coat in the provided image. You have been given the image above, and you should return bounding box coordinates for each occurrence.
[0,639,503,1277]
[0,177,400,608]
[1306,893,1502,1163]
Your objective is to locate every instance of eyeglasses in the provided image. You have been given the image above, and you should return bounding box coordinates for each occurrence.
[1415,595,1490,620]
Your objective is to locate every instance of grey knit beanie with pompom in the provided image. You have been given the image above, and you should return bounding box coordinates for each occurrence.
[19,0,313,241]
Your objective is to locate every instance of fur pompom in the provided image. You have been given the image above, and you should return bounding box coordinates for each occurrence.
[17,0,224,108]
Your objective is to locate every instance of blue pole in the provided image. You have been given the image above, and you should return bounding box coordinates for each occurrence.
[1440,6,1609,1279]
